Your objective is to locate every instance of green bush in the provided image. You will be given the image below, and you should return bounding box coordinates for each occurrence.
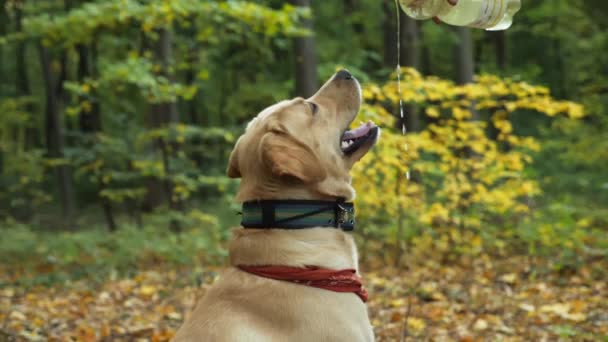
[0,218,228,287]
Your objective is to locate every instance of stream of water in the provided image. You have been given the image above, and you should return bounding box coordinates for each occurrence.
[394,0,410,181]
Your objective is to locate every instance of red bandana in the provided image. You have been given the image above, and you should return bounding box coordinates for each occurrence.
[237,265,368,303]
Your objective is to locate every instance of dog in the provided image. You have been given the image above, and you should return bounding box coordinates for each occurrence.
[174,70,380,341]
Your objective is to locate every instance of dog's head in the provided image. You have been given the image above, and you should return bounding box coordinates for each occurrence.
[228,70,379,202]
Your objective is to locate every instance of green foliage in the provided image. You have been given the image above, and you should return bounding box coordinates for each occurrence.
[64,56,198,107]
[0,0,606,278]
[6,0,308,47]
[0,217,226,287]
[0,98,50,218]
[0,0,303,229]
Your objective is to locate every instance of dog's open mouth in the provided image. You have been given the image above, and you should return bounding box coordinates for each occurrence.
[340,121,379,155]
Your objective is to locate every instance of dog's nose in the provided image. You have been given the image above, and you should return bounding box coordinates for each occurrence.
[335,69,353,80]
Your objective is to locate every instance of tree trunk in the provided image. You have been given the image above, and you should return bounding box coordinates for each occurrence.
[76,42,116,230]
[383,0,398,68]
[143,29,170,211]
[56,0,71,103]
[420,22,433,75]
[97,175,117,232]
[39,42,76,225]
[493,30,507,70]
[185,65,198,125]
[182,21,199,126]
[15,5,40,149]
[400,16,421,132]
[102,200,117,232]
[454,27,478,120]
[454,27,474,85]
[0,1,5,173]
[290,0,318,98]
[0,0,7,88]
[400,16,419,68]
[144,28,182,232]
[77,43,101,132]
[154,29,178,123]
[15,10,29,99]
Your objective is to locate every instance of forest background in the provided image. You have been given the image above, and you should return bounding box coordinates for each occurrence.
[0,0,606,340]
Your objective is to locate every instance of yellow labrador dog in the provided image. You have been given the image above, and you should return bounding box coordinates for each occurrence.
[174,70,379,342]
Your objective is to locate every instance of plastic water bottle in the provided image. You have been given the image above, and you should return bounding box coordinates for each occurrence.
[399,0,521,31]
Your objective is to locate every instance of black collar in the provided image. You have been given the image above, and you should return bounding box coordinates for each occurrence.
[240,200,355,231]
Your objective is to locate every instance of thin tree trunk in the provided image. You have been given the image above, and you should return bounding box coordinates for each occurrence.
[400,16,421,132]
[39,42,76,225]
[290,0,318,98]
[420,22,433,75]
[493,30,507,70]
[56,0,71,103]
[0,0,5,174]
[77,43,101,132]
[102,200,117,231]
[183,20,199,126]
[97,176,117,232]
[182,21,206,167]
[144,28,182,231]
[400,16,419,68]
[454,27,478,120]
[15,5,39,149]
[454,27,474,85]
[185,65,198,125]
[156,29,178,122]
[383,0,398,68]
[15,10,29,100]
[126,161,143,227]
[77,42,115,230]
[142,28,170,211]
[0,0,7,89]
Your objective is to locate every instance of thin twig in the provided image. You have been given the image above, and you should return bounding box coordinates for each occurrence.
[400,293,414,342]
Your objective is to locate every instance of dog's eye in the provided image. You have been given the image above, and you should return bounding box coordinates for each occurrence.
[308,102,319,115]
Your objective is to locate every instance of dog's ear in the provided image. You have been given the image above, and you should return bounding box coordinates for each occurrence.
[260,132,326,183]
[227,139,241,178]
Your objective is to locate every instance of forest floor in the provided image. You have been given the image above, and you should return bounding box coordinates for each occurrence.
[1,254,606,341]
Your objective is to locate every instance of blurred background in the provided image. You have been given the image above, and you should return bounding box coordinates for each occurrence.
[0,0,607,340]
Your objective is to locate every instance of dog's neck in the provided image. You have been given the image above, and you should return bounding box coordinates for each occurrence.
[235,174,356,203]
[231,177,360,271]
[229,228,359,271]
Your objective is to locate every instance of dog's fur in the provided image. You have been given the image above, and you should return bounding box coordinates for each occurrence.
[174,72,377,341]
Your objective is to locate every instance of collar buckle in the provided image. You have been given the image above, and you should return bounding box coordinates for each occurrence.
[335,202,355,231]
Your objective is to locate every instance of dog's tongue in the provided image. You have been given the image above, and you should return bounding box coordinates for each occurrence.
[342,121,375,141]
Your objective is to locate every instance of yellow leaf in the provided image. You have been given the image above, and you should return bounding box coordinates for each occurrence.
[407,317,426,334]
[499,273,517,284]
[452,107,472,120]
[81,101,92,113]
[139,285,157,297]
[390,298,406,308]
[539,303,586,321]
[473,319,488,331]
[426,107,440,118]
